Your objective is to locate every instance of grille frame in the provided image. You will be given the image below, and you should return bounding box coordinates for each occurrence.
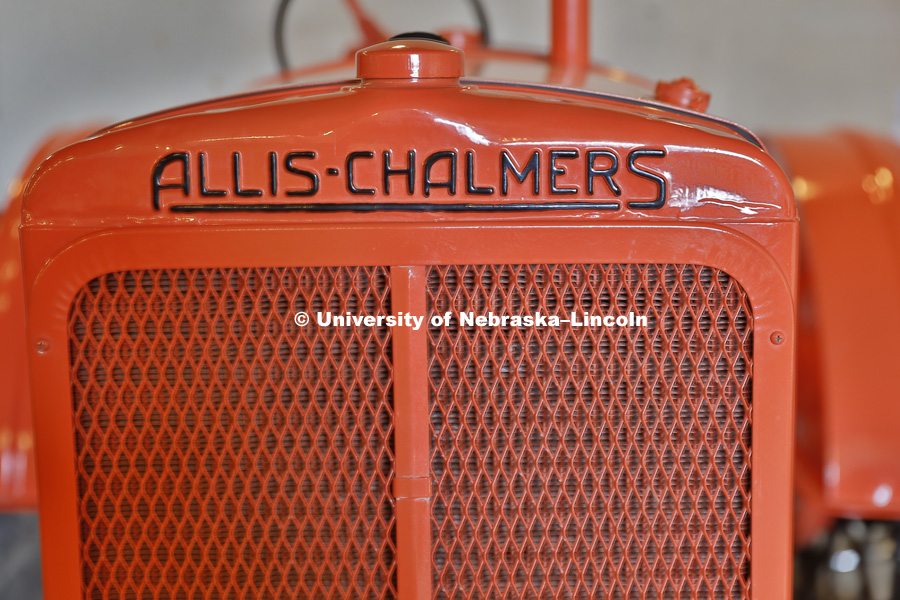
[25,224,796,600]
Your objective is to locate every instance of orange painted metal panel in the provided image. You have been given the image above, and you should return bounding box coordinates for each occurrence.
[0,189,34,512]
[0,127,96,512]
[769,132,900,528]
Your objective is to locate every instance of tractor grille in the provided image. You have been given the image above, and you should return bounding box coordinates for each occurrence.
[427,264,752,599]
[69,267,396,599]
[68,263,752,599]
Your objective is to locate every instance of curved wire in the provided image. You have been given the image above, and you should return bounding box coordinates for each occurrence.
[274,0,493,73]
[466,0,491,46]
[274,0,293,73]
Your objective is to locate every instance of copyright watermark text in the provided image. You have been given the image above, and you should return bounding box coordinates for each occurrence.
[293,311,648,331]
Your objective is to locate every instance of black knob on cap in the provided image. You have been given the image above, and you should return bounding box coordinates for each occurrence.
[389,32,451,45]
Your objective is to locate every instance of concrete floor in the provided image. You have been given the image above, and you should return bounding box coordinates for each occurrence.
[0,513,42,600]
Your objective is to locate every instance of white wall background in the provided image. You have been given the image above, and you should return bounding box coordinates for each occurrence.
[3,0,900,205]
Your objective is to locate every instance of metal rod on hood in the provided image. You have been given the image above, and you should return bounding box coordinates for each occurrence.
[550,0,589,69]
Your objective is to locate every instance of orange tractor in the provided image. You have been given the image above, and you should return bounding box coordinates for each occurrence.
[0,1,895,598]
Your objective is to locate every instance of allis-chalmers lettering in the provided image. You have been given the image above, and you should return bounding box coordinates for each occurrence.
[152,147,667,212]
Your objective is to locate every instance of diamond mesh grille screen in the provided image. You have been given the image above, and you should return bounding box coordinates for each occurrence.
[69,267,396,599]
[427,264,753,600]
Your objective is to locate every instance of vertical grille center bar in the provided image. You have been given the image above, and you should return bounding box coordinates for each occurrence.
[390,266,432,600]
